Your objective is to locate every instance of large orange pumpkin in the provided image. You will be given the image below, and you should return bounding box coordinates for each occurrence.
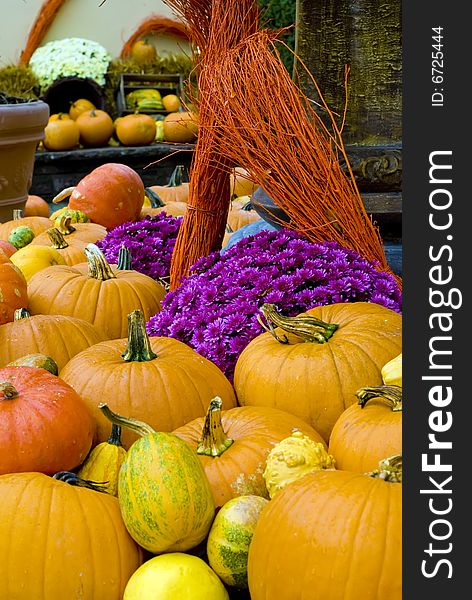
[0,251,28,326]
[0,471,144,599]
[115,113,156,146]
[76,109,115,148]
[248,457,402,600]
[163,111,198,143]
[0,366,94,475]
[140,187,187,218]
[32,227,88,266]
[0,211,51,240]
[52,163,145,229]
[43,114,80,151]
[148,165,190,203]
[33,214,107,246]
[328,384,402,472]
[234,302,402,442]
[27,244,166,340]
[59,310,237,449]
[174,397,326,508]
[0,309,105,370]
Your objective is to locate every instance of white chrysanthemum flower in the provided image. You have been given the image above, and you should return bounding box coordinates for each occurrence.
[29,38,111,91]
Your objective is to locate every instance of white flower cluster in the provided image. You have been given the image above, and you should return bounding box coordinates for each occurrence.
[29,38,111,91]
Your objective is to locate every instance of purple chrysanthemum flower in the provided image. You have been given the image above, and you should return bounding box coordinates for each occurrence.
[96,213,182,281]
[147,228,402,380]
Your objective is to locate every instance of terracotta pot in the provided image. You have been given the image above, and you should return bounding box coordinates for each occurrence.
[0,99,49,223]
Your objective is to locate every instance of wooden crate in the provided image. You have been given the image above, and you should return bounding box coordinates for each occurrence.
[115,73,185,117]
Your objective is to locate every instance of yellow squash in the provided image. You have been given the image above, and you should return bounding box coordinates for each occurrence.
[381,352,402,387]
[10,244,66,282]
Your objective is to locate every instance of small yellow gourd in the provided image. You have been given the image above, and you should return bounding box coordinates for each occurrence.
[10,244,66,281]
[381,352,402,387]
[263,430,335,498]
[78,423,127,495]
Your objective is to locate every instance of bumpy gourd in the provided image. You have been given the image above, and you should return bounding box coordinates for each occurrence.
[381,352,402,387]
[263,430,335,498]
[78,423,127,496]
[8,226,35,249]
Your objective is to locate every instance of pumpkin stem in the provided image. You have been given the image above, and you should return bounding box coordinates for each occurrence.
[367,454,402,483]
[0,382,19,400]
[225,223,234,234]
[47,227,69,250]
[13,209,23,220]
[56,215,77,235]
[167,164,188,187]
[99,403,156,437]
[356,385,402,412]
[52,471,109,493]
[197,397,234,457]
[257,303,339,344]
[121,309,157,362]
[13,308,30,320]
[84,244,116,281]
[107,423,124,447]
[144,187,166,208]
[52,186,75,204]
[117,244,133,270]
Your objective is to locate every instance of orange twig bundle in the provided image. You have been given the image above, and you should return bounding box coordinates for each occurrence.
[20,0,67,65]
[202,31,395,281]
[164,0,260,290]
[120,15,189,58]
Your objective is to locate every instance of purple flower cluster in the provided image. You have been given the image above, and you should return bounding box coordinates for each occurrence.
[96,213,182,280]
[147,228,402,380]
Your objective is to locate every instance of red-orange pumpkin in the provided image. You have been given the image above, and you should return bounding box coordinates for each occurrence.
[0,251,28,326]
[24,195,50,218]
[52,163,145,229]
[0,366,94,475]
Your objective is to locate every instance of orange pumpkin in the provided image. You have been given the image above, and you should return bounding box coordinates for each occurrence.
[0,240,16,257]
[234,302,402,442]
[174,397,326,508]
[43,115,80,151]
[0,212,52,240]
[148,165,190,203]
[328,385,402,472]
[0,366,94,475]
[115,113,156,146]
[27,243,166,340]
[76,109,114,148]
[248,458,402,600]
[230,167,258,198]
[0,251,28,325]
[163,111,198,143]
[59,310,237,449]
[52,163,145,229]
[140,187,187,218]
[227,197,261,231]
[0,309,105,370]
[69,98,96,120]
[34,227,88,266]
[33,214,107,246]
[0,471,144,599]
[48,112,72,122]
[24,195,50,218]
[130,39,157,64]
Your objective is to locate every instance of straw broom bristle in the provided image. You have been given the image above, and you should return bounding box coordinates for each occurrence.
[20,0,67,65]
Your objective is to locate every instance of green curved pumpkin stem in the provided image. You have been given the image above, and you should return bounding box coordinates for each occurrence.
[99,403,156,437]
[84,244,116,281]
[47,227,69,250]
[197,397,234,457]
[107,423,123,447]
[168,164,188,187]
[144,187,166,208]
[356,385,402,412]
[13,308,30,321]
[367,454,402,483]
[0,382,19,400]
[117,244,133,270]
[52,470,109,493]
[56,214,77,235]
[257,303,339,344]
[241,200,253,211]
[121,310,157,362]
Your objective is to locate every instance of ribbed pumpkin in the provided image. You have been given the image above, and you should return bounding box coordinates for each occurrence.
[248,456,402,600]
[174,397,325,507]
[148,165,190,203]
[31,227,88,265]
[0,251,28,325]
[60,310,237,449]
[0,309,106,370]
[140,187,187,218]
[0,366,94,475]
[78,423,127,496]
[101,404,215,554]
[34,214,106,246]
[227,197,261,231]
[27,244,166,340]
[207,495,269,588]
[234,302,402,442]
[328,385,402,473]
[0,471,144,599]
[52,163,145,229]
[0,210,51,240]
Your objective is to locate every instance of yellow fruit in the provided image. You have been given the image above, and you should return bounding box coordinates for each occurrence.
[381,352,403,387]
[10,245,66,282]
[123,553,229,600]
[162,94,182,112]
[69,98,96,120]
